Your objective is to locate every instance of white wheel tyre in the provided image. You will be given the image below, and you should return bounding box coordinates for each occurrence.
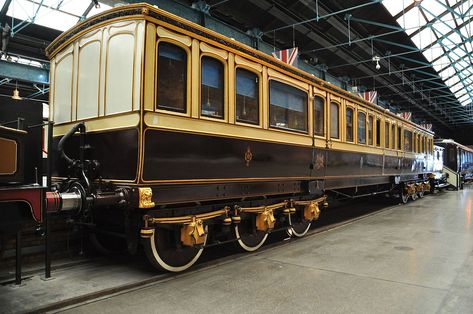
[144,227,207,272]
[287,214,311,238]
[234,224,268,252]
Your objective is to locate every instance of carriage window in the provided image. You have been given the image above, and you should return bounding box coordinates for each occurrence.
[391,125,396,149]
[358,112,366,144]
[385,122,390,148]
[346,108,354,142]
[269,80,307,132]
[236,68,259,124]
[201,57,224,118]
[368,115,373,145]
[157,42,188,112]
[404,130,413,152]
[376,118,381,147]
[397,127,402,150]
[417,134,421,153]
[330,102,339,139]
[314,96,325,136]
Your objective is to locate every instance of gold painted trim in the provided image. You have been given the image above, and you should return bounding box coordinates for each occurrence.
[53,112,140,136]
[0,138,17,175]
[157,26,192,46]
[143,112,312,147]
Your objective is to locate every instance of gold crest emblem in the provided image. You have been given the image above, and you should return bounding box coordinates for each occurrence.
[315,153,324,170]
[244,146,253,167]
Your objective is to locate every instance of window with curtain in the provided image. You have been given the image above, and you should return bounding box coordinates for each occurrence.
[314,96,324,136]
[201,56,224,118]
[385,122,390,148]
[269,80,307,132]
[376,118,381,147]
[391,124,396,149]
[368,115,374,145]
[358,112,366,144]
[236,68,259,124]
[397,127,402,150]
[330,102,339,139]
[346,108,354,142]
[404,130,413,152]
[157,42,187,112]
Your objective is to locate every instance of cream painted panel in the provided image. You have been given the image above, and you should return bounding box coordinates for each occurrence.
[54,53,73,123]
[133,21,144,111]
[105,33,134,115]
[77,41,101,119]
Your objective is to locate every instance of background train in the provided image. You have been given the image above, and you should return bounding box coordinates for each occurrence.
[434,139,473,189]
[0,3,467,273]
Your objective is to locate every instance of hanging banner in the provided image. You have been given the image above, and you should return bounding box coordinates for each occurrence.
[356,90,378,104]
[420,123,432,131]
[272,47,298,67]
[399,112,412,121]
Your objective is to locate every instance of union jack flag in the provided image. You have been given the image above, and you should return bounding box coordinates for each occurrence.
[356,90,378,104]
[272,47,298,67]
[399,112,412,121]
[420,123,432,131]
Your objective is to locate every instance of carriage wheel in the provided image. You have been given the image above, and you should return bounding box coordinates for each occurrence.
[411,192,418,201]
[287,208,312,238]
[418,189,425,198]
[143,226,206,272]
[401,190,409,204]
[234,215,268,252]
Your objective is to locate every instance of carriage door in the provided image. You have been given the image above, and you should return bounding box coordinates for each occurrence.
[312,94,326,178]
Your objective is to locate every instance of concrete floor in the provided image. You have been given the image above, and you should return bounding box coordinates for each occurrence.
[1,187,473,313]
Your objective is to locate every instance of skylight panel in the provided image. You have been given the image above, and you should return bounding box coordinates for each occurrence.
[397,7,422,35]
[431,21,453,36]
[450,85,462,95]
[60,0,90,16]
[445,76,460,87]
[412,27,435,50]
[382,0,406,17]
[419,0,446,17]
[423,43,445,61]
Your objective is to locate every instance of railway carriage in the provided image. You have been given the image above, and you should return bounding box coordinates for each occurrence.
[42,3,436,271]
[435,139,473,188]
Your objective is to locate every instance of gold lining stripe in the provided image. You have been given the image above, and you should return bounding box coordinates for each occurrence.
[53,112,140,136]
[143,112,312,147]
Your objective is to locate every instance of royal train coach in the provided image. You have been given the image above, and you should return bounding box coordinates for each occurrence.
[39,3,436,271]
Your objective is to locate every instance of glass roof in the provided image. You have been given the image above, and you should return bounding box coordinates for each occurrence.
[383,0,473,113]
[0,0,112,32]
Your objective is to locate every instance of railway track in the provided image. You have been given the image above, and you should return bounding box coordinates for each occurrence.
[21,195,402,313]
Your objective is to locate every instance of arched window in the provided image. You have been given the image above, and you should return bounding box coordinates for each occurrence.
[368,115,374,145]
[358,112,366,144]
[330,102,339,139]
[346,107,354,142]
[157,42,187,112]
[391,124,396,149]
[385,121,390,148]
[236,68,259,124]
[201,56,224,119]
[314,96,325,136]
[269,80,307,132]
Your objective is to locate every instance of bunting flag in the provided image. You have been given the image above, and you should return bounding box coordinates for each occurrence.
[420,123,432,131]
[356,90,378,104]
[272,47,298,67]
[399,112,412,121]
